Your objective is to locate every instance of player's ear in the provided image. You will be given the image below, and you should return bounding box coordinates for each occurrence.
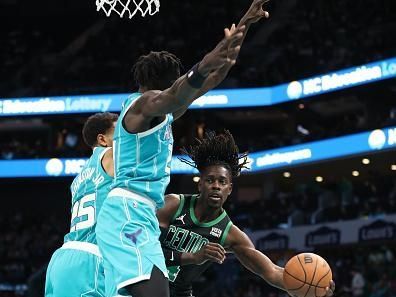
[97,133,107,147]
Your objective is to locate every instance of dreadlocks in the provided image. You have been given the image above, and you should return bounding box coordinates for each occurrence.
[180,130,249,178]
[132,51,182,91]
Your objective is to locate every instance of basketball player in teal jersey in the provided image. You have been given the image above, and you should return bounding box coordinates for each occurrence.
[45,112,118,297]
[157,130,336,297]
[95,1,271,296]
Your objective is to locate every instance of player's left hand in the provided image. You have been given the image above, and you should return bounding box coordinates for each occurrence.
[224,23,242,63]
[325,280,335,297]
[244,0,270,24]
[199,24,245,73]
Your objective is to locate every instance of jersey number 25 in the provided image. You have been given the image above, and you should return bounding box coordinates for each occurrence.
[70,193,96,232]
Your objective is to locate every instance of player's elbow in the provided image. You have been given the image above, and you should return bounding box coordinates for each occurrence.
[159,86,190,110]
[141,92,183,116]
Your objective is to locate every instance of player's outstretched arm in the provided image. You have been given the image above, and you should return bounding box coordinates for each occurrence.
[204,0,270,86]
[210,0,270,76]
[238,0,270,26]
[129,26,245,121]
[173,0,270,120]
[225,224,286,291]
[225,225,336,296]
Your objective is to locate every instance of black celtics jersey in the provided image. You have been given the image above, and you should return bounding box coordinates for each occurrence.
[162,194,233,297]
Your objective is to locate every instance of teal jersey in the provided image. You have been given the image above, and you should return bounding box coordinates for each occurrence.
[112,93,174,208]
[64,147,113,244]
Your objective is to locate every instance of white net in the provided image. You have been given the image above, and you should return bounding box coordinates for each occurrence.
[96,0,160,18]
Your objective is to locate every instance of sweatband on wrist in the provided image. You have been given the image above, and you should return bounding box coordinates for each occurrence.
[186,63,207,89]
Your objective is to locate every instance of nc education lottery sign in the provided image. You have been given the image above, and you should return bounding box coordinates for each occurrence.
[1,57,395,116]
[2,126,396,178]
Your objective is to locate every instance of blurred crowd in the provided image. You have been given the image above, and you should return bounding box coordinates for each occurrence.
[1,0,395,159]
[1,172,396,295]
[1,0,396,296]
[196,244,396,297]
[0,213,64,296]
[230,174,396,230]
[1,93,396,160]
[0,0,395,97]
[253,0,396,87]
[1,210,395,296]
[0,118,89,160]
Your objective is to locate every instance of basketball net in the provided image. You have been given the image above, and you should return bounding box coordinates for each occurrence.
[96,0,160,18]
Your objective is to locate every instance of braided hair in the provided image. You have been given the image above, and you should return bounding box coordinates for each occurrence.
[132,51,182,91]
[180,130,249,178]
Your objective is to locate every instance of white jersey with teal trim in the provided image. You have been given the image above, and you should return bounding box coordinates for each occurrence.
[64,146,112,244]
[112,93,174,208]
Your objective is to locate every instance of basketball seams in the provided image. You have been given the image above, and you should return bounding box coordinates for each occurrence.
[285,253,332,297]
[310,257,319,285]
[315,268,331,286]
[284,270,306,290]
[303,255,318,297]
[314,268,332,296]
[284,269,306,283]
[296,255,307,283]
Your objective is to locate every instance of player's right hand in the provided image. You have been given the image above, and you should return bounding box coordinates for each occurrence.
[244,0,270,24]
[325,280,335,297]
[198,25,245,75]
[193,242,226,265]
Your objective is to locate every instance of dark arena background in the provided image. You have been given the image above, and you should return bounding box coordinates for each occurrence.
[1,0,396,296]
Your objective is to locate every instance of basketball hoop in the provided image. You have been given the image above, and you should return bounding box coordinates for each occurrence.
[96,0,160,19]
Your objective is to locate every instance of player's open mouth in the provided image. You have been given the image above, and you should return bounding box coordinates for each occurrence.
[209,194,221,201]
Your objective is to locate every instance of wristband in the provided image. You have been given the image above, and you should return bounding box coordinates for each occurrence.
[186,63,207,89]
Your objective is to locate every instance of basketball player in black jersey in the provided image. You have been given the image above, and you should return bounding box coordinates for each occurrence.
[157,130,336,297]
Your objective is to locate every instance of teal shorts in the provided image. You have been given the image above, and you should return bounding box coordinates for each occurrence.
[45,242,105,297]
[96,188,168,296]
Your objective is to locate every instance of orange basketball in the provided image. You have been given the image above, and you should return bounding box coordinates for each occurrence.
[283,253,332,297]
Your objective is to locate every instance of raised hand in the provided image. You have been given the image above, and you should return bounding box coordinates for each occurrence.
[325,280,336,297]
[242,0,270,24]
[224,23,243,62]
[198,25,246,76]
[226,0,270,66]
